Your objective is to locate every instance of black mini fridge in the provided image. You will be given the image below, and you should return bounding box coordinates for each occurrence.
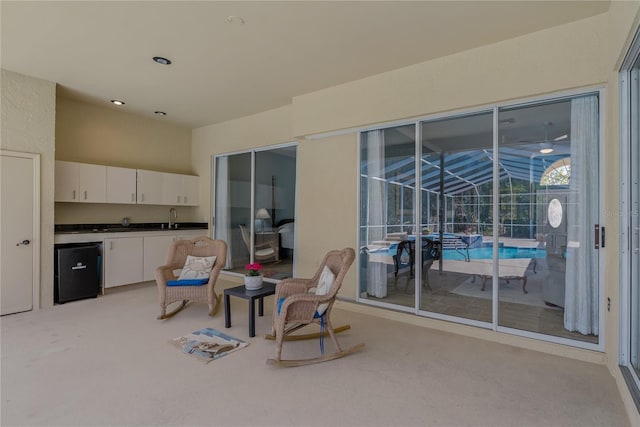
[55,243,101,304]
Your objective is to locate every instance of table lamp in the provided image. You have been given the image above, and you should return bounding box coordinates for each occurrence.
[256,208,271,233]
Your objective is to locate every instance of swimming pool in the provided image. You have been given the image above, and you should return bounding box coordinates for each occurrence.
[443,246,546,261]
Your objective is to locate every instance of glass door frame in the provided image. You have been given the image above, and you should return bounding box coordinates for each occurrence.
[493,93,606,352]
[356,87,606,351]
[619,26,640,407]
[211,141,298,280]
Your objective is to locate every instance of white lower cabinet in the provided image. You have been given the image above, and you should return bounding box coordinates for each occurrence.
[104,237,144,288]
[143,235,175,281]
[142,231,207,281]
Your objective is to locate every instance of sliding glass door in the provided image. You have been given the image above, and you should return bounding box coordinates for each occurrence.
[497,96,600,344]
[359,124,416,309]
[215,152,251,271]
[358,91,602,347]
[419,111,494,324]
[622,35,640,394]
[630,48,640,389]
[214,145,297,280]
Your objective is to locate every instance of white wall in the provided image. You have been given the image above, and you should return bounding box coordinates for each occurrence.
[193,8,640,423]
[55,96,204,224]
[191,105,293,225]
[291,14,609,137]
[1,69,56,308]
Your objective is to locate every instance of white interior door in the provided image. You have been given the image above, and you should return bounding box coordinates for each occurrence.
[1,152,39,315]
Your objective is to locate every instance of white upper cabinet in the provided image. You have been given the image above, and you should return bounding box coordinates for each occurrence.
[55,161,106,203]
[78,163,107,202]
[106,166,137,204]
[137,169,163,204]
[182,175,199,206]
[162,172,199,206]
[55,161,78,202]
[55,161,198,206]
[162,172,182,205]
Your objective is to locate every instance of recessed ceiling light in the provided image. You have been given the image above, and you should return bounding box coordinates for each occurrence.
[154,111,167,116]
[226,15,245,25]
[111,100,125,106]
[152,56,172,65]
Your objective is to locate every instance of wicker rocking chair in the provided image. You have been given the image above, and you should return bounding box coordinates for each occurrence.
[155,237,227,320]
[266,247,364,367]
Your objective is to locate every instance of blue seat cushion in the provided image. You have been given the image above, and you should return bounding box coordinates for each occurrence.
[167,278,209,287]
[277,297,322,318]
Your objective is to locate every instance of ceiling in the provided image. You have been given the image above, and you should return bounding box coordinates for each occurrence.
[1,1,610,129]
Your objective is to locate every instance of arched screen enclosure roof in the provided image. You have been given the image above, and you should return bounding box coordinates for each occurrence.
[361,98,573,195]
[362,146,570,195]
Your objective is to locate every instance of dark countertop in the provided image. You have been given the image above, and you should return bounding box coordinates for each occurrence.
[55,222,208,234]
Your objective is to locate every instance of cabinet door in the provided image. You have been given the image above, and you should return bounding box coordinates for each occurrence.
[182,175,199,206]
[143,235,176,281]
[104,237,144,288]
[107,166,137,204]
[137,169,163,204]
[78,163,107,203]
[162,173,182,205]
[54,161,79,202]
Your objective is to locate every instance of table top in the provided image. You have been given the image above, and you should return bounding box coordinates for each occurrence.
[224,282,277,299]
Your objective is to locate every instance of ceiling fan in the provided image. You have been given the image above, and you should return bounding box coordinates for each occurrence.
[518,122,569,154]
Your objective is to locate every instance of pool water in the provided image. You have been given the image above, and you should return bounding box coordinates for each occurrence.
[443,246,546,261]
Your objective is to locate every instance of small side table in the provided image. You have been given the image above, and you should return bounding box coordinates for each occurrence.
[224,282,277,337]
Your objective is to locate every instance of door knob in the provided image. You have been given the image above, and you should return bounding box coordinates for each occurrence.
[16,239,30,246]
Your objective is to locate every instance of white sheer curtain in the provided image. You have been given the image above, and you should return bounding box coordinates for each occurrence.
[366,130,388,298]
[215,156,232,269]
[564,95,599,335]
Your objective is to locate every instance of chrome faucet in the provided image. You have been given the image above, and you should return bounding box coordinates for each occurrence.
[169,207,177,229]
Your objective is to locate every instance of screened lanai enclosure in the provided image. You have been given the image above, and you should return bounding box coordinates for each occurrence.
[359,92,601,346]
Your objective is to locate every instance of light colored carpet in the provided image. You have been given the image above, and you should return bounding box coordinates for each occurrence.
[450,275,554,309]
[0,280,628,426]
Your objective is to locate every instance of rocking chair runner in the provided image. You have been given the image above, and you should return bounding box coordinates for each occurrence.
[266,247,365,367]
[155,237,227,320]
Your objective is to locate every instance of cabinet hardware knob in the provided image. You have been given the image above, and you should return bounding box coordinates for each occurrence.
[16,239,30,246]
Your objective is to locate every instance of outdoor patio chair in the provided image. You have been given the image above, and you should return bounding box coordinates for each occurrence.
[266,247,364,367]
[393,238,442,292]
[155,236,227,320]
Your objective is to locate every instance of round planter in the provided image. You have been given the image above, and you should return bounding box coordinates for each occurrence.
[244,275,263,290]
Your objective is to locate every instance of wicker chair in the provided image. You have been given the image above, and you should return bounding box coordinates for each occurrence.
[155,236,227,320]
[266,248,364,367]
[239,224,279,264]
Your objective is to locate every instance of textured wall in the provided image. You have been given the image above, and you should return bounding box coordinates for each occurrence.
[1,69,56,308]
